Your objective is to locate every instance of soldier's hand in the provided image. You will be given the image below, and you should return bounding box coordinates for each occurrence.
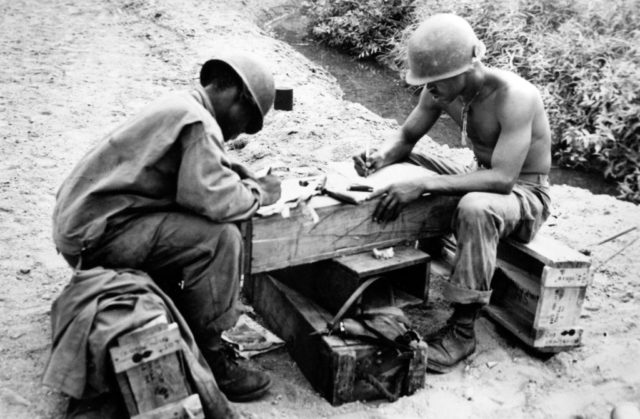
[352,149,385,177]
[257,174,281,206]
[368,179,425,222]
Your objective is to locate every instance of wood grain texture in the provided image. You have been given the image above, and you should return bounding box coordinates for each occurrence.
[250,193,457,273]
[111,323,192,416]
[132,394,204,419]
[334,246,430,278]
[248,163,456,273]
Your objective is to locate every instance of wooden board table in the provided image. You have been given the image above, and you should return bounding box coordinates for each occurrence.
[242,163,456,277]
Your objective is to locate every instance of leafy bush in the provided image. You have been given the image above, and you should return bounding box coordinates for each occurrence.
[302,0,415,59]
[304,0,640,203]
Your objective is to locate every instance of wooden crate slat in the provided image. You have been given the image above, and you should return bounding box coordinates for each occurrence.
[110,325,182,373]
[534,286,586,329]
[131,394,204,419]
[541,265,591,287]
[250,194,457,273]
[501,235,591,268]
[334,247,430,278]
[111,323,194,416]
[532,326,583,349]
[125,356,190,413]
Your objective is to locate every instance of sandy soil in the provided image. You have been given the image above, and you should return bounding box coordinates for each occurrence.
[1,0,639,418]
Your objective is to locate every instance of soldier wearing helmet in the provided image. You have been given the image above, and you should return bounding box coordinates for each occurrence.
[53,52,280,405]
[355,14,552,373]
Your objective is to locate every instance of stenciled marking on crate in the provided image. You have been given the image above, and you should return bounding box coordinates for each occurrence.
[542,266,590,287]
[535,327,583,347]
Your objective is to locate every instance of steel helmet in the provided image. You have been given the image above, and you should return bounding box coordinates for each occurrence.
[200,53,275,134]
[405,14,485,85]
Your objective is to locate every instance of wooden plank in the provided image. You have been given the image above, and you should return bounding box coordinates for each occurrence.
[329,347,357,405]
[541,265,591,287]
[240,220,253,300]
[532,327,583,350]
[115,370,138,416]
[534,286,586,329]
[111,325,182,373]
[118,317,168,346]
[132,394,204,419]
[126,355,190,413]
[114,320,171,417]
[252,272,350,400]
[111,324,191,415]
[501,235,591,269]
[250,193,457,273]
[405,341,429,394]
[485,305,582,352]
[334,246,430,278]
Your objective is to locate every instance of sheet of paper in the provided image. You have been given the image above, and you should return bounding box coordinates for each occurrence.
[256,162,438,216]
[221,314,285,359]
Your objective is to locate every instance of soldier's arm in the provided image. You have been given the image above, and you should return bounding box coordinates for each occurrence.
[355,88,442,175]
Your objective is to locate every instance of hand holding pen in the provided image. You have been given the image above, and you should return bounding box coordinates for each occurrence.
[352,144,383,178]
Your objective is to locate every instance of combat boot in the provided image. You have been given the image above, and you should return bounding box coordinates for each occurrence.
[204,344,271,402]
[426,303,482,373]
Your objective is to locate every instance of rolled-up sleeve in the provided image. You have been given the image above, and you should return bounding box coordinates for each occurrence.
[176,122,262,222]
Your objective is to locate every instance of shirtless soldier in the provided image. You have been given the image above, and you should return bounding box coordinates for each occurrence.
[354,14,552,373]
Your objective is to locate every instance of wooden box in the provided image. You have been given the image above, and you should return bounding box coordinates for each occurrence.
[267,246,430,314]
[109,321,204,418]
[248,273,428,405]
[486,235,592,352]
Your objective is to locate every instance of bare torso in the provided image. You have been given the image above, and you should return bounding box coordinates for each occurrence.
[440,68,551,175]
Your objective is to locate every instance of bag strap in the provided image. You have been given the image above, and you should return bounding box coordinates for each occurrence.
[327,276,383,332]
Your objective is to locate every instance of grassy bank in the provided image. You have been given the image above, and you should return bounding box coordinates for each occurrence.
[303,0,640,203]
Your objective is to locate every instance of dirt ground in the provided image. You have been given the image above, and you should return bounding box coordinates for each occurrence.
[1,0,639,418]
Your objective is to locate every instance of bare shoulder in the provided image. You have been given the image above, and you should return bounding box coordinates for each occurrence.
[490,68,542,118]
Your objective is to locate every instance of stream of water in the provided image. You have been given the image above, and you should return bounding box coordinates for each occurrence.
[268,11,619,196]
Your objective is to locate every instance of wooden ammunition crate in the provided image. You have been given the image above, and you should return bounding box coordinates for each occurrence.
[248,273,428,405]
[110,321,204,419]
[486,235,592,352]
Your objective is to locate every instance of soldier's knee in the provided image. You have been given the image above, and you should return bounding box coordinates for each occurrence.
[217,223,242,252]
[454,193,495,227]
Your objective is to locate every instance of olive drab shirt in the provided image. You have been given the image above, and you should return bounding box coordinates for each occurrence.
[53,86,262,255]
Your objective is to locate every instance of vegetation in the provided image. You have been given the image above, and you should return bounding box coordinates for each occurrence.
[303,0,640,203]
[301,0,415,59]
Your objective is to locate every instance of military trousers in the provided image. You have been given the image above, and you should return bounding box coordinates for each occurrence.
[63,211,242,353]
[410,153,551,305]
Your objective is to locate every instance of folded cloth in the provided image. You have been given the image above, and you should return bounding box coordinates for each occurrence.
[42,267,237,419]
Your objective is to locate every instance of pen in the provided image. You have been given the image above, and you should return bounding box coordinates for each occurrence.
[348,184,373,192]
[364,141,370,177]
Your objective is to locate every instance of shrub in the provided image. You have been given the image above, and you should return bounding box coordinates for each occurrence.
[303,0,640,203]
[302,0,415,59]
